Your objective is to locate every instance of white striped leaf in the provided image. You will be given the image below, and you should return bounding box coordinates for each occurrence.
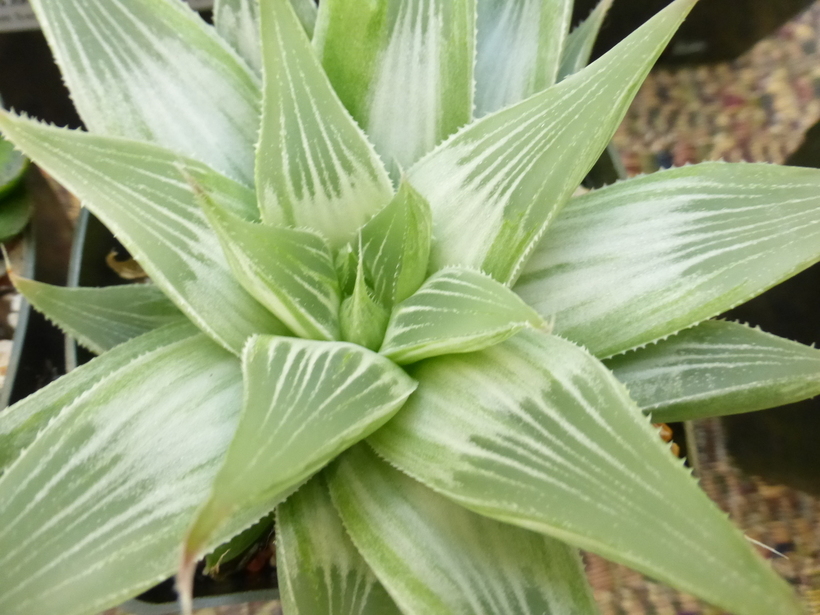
[278,475,402,615]
[360,178,432,308]
[515,162,820,359]
[181,335,417,572]
[256,0,393,248]
[380,268,545,365]
[370,329,802,615]
[214,0,263,74]
[606,320,820,423]
[0,113,289,354]
[12,276,185,354]
[0,322,198,476]
[341,256,391,351]
[474,0,573,118]
[197,189,341,341]
[408,0,697,285]
[558,0,614,81]
[329,444,600,615]
[0,325,245,615]
[314,0,475,176]
[29,0,260,184]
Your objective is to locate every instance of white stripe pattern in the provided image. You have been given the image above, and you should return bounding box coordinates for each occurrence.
[256,0,393,247]
[329,444,598,615]
[278,475,401,615]
[214,0,263,74]
[314,0,474,178]
[475,0,573,117]
[606,320,820,422]
[14,277,185,354]
[30,0,260,184]
[360,179,432,308]
[0,328,243,615]
[183,335,416,559]
[370,329,802,615]
[380,267,544,365]
[0,113,289,354]
[515,162,820,358]
[408,0,697,284]
[200,195,341,341]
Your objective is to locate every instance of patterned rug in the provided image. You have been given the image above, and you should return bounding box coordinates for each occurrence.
[107,3,820,614]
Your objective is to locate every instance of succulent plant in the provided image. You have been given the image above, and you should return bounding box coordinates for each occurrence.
[0,0,819,614]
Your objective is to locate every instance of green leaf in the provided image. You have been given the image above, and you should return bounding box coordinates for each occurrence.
[29,0,260,184]
[0,191,31,242]
[278,475,402,615]
[380,267,545,365]
[474,0,573,117]
[205,513,274,576]
[0,321,199,476]
[181,335,417,568]
[515,162,820,358]
[607,320,820,422]
[197,188,341,341]
[0,136,28,197]
[341,257,390,351]
[0,326,243,615]
[360,178,432,308]
[408,0,697,284]
[0,113,288,354]
[256,0,393,247]
[213,0,263,74]
[12,276,186,354]
[370,329,801,615]
[329,444,599,615]
[315,0,475,175]
[558,0,614,81]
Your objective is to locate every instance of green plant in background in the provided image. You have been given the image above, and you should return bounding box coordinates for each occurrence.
[0,132,30,243]
[0,0,819,613]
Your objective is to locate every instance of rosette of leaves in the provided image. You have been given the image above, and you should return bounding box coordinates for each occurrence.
[0,0,818,614]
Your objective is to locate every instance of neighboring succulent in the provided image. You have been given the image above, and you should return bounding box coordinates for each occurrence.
[1,1,819,614]
[0,132,30,243]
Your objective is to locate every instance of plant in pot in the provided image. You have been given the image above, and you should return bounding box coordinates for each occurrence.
[1,0,819,614]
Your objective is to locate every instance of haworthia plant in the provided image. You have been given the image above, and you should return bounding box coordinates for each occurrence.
[0,0,817,614]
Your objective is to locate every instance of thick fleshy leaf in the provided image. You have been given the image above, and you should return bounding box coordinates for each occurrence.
[278,475,402,615]
[380,267,545,365]
[558,0,614,81]
[0,135,28,197]
[341,257,391,351]
[198,190,341,341]
[516,162,820,358]
[329,444,599,615]
[0,191,31,241]
[607,320,820,422]
[12,276,185,354]
[0,325,244,615]
[0,322,197,475]
[213,0,263,74]
[370,329,801,615]
[314,0,475,175]
[256,0,393,247]
[474,0,572,118]
[182,335,417,569]
[29,0,260,184]
[0,113,288,354]
[205,513,274,575]
[408,0,697,284]
[360,178,432,308]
